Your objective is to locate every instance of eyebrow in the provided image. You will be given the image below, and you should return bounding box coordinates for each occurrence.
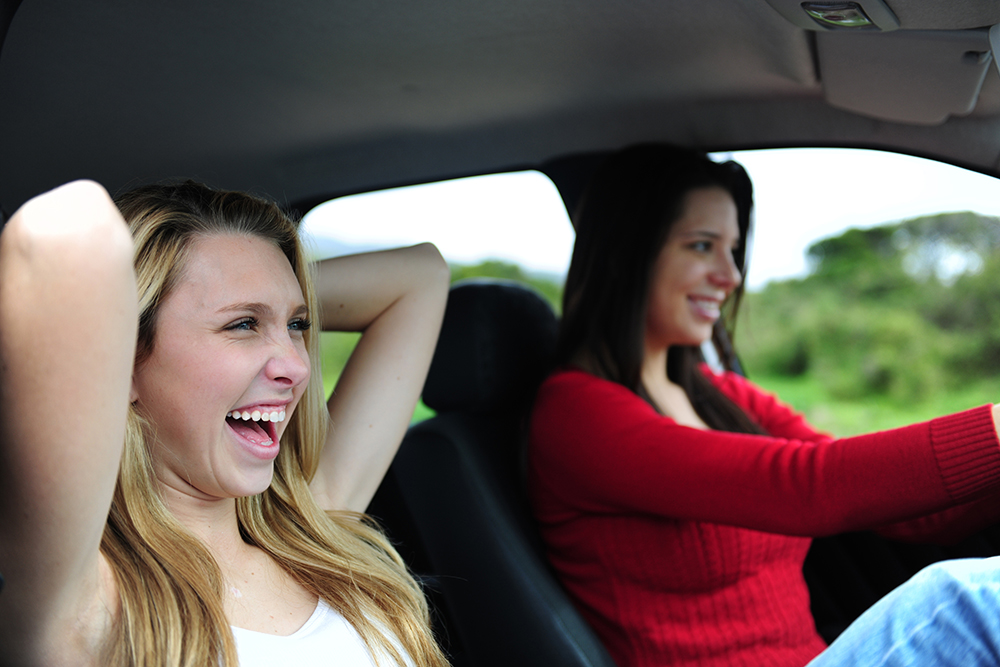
[676,230,740,242]
[679,230,723,238]
[217,302,310,318]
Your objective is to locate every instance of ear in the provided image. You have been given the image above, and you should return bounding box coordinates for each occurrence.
[130,373,140,404]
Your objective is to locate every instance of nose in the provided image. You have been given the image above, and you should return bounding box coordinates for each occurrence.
[264,334,311,388]
[711,249,742,290]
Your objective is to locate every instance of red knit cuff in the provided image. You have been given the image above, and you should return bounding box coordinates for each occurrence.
[931,405,1000,502]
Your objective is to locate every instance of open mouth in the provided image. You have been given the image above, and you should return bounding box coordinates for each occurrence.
[225,409,284,448]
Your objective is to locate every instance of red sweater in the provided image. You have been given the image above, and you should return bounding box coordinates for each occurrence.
[528,367,1000,667]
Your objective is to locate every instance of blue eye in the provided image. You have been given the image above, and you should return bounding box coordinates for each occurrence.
[690,241,712,252]
[289,318,312,332]
[227,317,258,331]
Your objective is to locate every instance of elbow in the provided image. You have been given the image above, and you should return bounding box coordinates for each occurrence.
[411,241,451,293]
[5,180,134,268]
[414,241,449,272]
[2,180,136,306]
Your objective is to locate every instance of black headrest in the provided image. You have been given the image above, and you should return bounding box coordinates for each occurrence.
[423,279,558,413]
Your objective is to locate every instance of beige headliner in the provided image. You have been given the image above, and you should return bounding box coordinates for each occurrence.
[2,0,1000,213]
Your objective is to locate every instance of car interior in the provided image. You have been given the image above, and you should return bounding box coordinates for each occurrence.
[4,0,1000,665]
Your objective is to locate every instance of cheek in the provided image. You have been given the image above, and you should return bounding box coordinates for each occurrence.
[290,347,313,409]
[138,345,244,419]
[668,259,703,289]
[176,348,242,395]
[299,342,312,376]
[294,339,313,388]
[648,275,685,315]
[645,289,670,329]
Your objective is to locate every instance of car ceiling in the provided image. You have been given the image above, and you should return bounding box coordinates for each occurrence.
[2,0,1000,217]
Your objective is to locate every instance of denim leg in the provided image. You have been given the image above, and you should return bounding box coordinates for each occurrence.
[807,556,1000,667]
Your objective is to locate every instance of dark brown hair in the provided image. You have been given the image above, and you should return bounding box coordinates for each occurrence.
[557,144,766,434]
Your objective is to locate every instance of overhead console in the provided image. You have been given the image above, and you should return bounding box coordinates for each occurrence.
[763,0,998,124]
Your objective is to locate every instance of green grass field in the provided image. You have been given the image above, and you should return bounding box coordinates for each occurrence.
[320,332,996,434]
[747,372,998,436]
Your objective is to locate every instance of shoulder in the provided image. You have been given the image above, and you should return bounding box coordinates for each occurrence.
[698,362,757,395]
[538,366,637,396]
[697,364,831,440]
[535,367,648,414]
[531,367,663,452]
[698,363,783,414]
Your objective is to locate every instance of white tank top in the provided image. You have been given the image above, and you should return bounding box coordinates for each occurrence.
[232,599,414,667]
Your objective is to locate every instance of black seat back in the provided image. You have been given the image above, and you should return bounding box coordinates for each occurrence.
[369,279,615,667]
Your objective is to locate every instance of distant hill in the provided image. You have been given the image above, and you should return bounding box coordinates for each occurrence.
[302,234,384,260]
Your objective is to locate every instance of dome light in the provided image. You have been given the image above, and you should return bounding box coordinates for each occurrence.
[801,2,876,29]
[802,2,877,30]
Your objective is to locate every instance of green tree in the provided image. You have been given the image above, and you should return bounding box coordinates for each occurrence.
[934,252,1000,375]
[738,211,1000,412]
[806,226,916,300]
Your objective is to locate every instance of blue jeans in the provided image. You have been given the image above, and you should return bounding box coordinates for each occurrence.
[807,556,1000,666]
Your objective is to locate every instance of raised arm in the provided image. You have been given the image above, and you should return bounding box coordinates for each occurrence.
[0,181,137,660]
[308,243,449,514]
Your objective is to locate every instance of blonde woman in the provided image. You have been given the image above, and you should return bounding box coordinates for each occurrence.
[0,179,451,667]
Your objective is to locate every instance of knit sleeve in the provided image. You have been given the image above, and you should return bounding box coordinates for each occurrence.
[872,494,1000,545]
[528,369,1000,537]
[701,365,833,442]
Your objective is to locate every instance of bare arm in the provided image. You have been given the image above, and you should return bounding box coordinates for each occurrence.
[0,181,137,659]
[308,243,449,514]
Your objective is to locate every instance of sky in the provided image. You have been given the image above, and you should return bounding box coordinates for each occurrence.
[301,147,1000,291]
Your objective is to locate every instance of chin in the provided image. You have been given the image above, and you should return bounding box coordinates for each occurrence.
[230,469,276,499]
[677,329,713,348]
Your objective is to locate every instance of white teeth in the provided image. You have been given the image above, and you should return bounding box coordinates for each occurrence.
[228,409,286,422]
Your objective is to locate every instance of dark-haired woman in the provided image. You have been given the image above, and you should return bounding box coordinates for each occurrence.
[528,144,1000,667]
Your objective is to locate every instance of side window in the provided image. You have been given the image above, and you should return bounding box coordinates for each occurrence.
[723,148,1000,435]
[301,170,573,418]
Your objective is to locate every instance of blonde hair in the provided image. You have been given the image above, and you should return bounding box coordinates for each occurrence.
[101,181,447,667]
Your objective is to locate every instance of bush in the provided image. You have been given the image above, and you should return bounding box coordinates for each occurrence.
[736,280,818,377]
[740,292,944,405]
[807,306,944,404]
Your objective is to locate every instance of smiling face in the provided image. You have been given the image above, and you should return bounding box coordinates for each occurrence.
[131,233,311,502]
[644,186,742,354]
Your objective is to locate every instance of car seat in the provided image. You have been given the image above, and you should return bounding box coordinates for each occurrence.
[367,278,1000,663]
[368,279,616,667]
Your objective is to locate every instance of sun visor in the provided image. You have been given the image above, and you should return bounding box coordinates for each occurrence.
[817,28,993,125]
[992,24,1000,69]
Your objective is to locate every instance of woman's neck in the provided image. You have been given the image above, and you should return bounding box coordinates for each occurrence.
[640,345,669,389]
[640,346,708,429]
[159,483,245,555]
